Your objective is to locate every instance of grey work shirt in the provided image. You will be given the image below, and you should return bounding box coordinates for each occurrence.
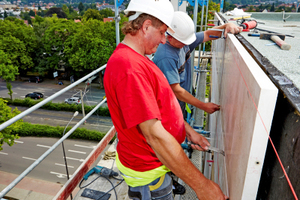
[153,32,205,113]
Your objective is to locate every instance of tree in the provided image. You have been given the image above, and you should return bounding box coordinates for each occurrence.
[291,3,296,10]
[82,8,103,21]
[68,5,74,13]
[0,50,18,100]
[247,5,255,12]
[78,2,84,13]
[99,8,114,18]
[271,3,275,11]
[42,18,80,72]
[45,7,67,18]
[62,4,70,15]
[0,98,23,151]
[0,20,37,98]
[64,19,116,88]
[29,9,35,16]
[31,16,54,74]
[4,11,7,19]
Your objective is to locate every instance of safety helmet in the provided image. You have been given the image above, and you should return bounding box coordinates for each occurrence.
[124,0,175,33]
[167,11,196,45]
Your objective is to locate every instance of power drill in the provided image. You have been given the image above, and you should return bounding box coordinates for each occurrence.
[83,166,119,180]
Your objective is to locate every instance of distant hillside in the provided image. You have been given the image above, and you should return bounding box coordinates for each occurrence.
[214,0,294,5]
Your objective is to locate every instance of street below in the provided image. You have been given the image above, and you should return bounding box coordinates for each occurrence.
[0,78,114,199]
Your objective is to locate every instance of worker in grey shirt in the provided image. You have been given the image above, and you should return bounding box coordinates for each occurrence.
[153,11,243,116]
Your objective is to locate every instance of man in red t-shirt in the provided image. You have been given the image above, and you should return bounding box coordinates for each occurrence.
[104,0,228,199]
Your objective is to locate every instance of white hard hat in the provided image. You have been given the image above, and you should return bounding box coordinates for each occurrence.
[124,0,175,33]
[167,11,196,45]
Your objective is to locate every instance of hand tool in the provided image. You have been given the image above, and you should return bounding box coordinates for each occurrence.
[240,20,257,32]
[208,28,225,39]
[248,33,260,37]
[259,33,291,50]
[83,165,119,180]
[186,141,225,156]
[255,27,294,38]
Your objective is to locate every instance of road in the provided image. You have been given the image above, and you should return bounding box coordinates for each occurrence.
[11,106,113,133]
[0,78,106,106]
[0,78,114,192]
[0,137,103,184]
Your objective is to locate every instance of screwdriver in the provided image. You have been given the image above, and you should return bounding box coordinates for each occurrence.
[187,141,225,156]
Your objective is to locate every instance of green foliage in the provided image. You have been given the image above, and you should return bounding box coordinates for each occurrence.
[224,2,236,12]
[0,19,37,98]
[82,9,103,21]
[42,18,80,72]
[6,82,13,100]
[0,99,23,151]
[3,98,111,117]
[271,3,275,12]
[191,1,219,52]
[64,19,115,73]
[45,7,67,18]
[62,4,70,15]
[12,122,106,141]
[0,19,37,70]
[78,2,84,13]
[0,50,18,82]
[99,8,114,18]
[0,9,122,81]
[29,10,35,16]
[21,12,32,24]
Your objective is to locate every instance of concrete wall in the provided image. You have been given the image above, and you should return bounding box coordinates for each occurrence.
[209,14,278,200]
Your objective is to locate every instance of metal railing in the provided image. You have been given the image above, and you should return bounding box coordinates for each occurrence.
[0,64,107,198]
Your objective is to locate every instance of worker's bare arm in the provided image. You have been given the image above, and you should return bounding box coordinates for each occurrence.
[139,119,227,200]
[184,121,210,151]
[170,83,220,114]
[203,22,243,42]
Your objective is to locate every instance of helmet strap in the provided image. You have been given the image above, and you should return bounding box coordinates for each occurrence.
[129,12,142,21]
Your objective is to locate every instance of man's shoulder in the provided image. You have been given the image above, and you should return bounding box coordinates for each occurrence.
[154,43,179,62]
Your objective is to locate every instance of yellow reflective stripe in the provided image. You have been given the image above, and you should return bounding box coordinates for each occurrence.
[149,174,165,191]
[116,152,170,187]
[186,103,191,113]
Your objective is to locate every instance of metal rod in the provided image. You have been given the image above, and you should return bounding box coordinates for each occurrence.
[0,99,107,198]
[61,111,78,200]
[255,27,295,38]
[115,0,120,45]
[0,65,106,131]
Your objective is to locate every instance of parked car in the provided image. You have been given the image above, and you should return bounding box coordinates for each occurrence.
[64,97,81,105]
[28,76,43,83]
[33,92,44,98]
[25,92,44,100]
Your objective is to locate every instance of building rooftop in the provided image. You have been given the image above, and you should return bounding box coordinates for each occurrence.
[221,12,300,112]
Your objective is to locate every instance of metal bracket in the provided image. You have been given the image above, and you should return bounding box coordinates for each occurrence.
[207,28,225,39]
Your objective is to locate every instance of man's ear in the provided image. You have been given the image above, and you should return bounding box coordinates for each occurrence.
[167,35,173,43]
[142,19,152,33]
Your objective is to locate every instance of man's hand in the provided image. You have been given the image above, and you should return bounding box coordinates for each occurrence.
[224,23,243,38]
[189,134,210,151]
[184,121,210,151]
[203,102,220,114]
[196,178,229,200]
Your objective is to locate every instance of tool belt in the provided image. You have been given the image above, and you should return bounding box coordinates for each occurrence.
[128,184,173,200]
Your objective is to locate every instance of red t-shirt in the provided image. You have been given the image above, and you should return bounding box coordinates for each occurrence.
[104,43,185,172]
